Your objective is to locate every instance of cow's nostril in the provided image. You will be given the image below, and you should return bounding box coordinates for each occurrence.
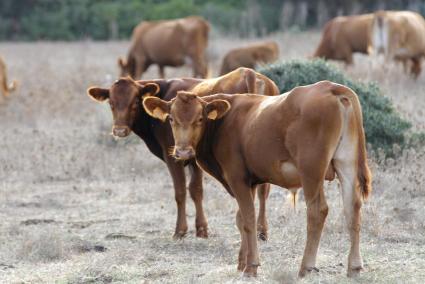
[112,126,130,137]
[174,147,195,160]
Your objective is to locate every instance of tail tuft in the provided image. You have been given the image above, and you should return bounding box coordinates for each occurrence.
[358,150,372,200]
[286,188,298,211]
[8,80,17,92]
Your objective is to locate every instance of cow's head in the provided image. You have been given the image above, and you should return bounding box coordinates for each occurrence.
[143,91,230,160]
[87,77,159,138]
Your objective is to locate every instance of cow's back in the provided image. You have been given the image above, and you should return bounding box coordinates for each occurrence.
[129,17,209,66]
[191,67,279,97]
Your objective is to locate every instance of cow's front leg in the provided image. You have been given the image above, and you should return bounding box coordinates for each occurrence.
[165,155,187,239]
[188,162,208,238]
[256,183,270,241]
[230,179,259,277]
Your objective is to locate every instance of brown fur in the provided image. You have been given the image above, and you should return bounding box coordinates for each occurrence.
[87,68,279,240]
[369,10,425,78]
[0,56,17,103]
[144,80,372,278]
[118,16,210,79]
[313,14,373,64]
[220,41,279,75]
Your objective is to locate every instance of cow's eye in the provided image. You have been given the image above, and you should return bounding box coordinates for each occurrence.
[197,117,203,123]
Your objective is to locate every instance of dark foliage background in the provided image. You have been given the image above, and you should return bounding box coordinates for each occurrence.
[1,0,425,40]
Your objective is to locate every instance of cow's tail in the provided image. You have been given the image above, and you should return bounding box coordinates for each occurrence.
[353,95,372,200]
[7,79,17,93]
[1,73,17,97]
[244,67,257,93]
[333,83,372,200]
[243,67,268,95]
[285,188,298,211]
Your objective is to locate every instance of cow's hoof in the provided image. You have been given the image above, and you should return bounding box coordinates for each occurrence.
[243,266,258,277]
[196,226,208,238]
[237,262,246,272]
[347,266,363,277]
[173,230,187,240]
[298,266,319,278]
[257,230,268,241]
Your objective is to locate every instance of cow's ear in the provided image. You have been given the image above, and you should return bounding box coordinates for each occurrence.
[87,87,109,102]
[143,96,170,122]
[139,83,160,98]
[118,57,126,68]
[205,99,231,120]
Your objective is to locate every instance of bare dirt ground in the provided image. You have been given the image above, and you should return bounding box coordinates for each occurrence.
[0,32,424,283]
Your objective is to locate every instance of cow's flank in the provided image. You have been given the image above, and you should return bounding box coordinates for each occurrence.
[220,41,279,75]
[368,10,425,78]
[313,14,373,64]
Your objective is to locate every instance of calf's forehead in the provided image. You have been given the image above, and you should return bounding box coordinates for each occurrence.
[110,80,139,101]
[171,97,203,122]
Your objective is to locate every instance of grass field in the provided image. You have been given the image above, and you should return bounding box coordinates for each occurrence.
[0,32,424,283]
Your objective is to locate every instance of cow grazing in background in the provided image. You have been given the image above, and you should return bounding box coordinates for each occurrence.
[0,56,17,103]
[369,10,425,78]
[313,14,373,64]
[87,67,279,240]
[118,16,209,79]
[220,41,279,75]
[143,81,372,278]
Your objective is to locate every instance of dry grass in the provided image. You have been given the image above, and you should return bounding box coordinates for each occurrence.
[0,32,424,283]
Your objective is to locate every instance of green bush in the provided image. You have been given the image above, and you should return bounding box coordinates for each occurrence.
[258,59,418,156]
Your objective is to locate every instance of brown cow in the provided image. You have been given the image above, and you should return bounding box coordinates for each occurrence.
[368,10,425,77]
[313,14,373,64]
[87,67,279,240]
[220,41,279,75]
[0,56,17,103]
[118,16,209,79]
[143,80,372,278]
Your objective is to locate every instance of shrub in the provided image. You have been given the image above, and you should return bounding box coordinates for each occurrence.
[258,59,418,156]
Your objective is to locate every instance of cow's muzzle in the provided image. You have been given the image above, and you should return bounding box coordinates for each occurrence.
[112,125,131,138]
[174,146,195,160]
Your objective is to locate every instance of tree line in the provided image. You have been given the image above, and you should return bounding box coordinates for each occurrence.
[0,0,424,40]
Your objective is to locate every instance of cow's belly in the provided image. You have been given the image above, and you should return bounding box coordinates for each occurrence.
[279,161,302,188]
[263,160,336,190]
[150,54,186,66]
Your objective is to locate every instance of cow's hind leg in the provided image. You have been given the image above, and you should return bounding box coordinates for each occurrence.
[299,178,328,278]
[334,159,363,277]
[236,209,248,271]
[188,162,208,238]
[256,183,270,241]
[410,57,421,79]
[165,156,188,239]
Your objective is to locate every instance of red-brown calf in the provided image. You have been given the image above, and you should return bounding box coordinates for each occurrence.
[143,81,372,278]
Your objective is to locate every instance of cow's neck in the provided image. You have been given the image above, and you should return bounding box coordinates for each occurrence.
[131,108,164,160]
[196,120,233,196]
